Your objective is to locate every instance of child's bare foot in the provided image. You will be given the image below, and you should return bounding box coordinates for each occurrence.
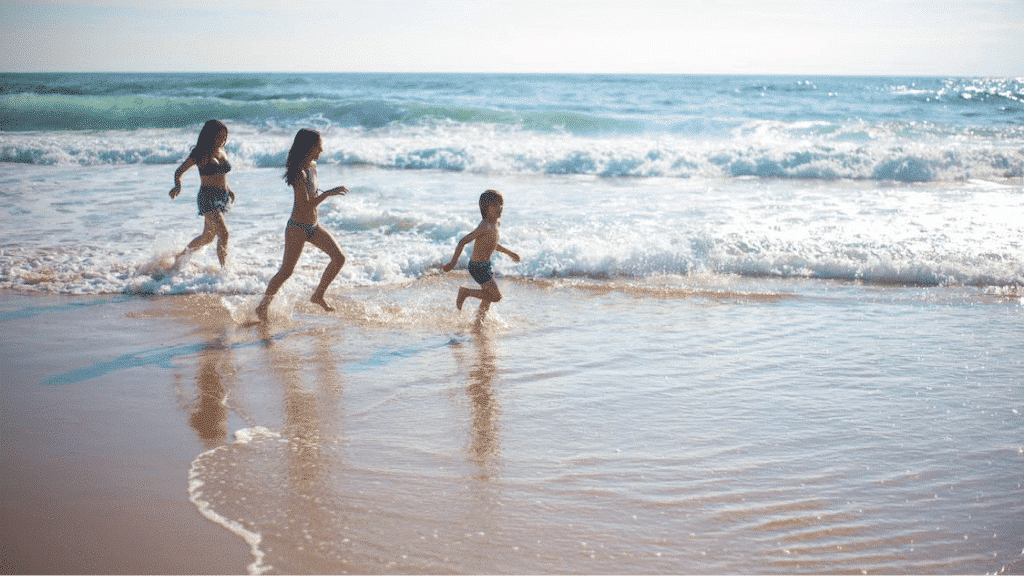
[456,287,469,311]
[173,248,193,269]
[473,302,489,326]
[311,294,335,312]
[255,296,271,323]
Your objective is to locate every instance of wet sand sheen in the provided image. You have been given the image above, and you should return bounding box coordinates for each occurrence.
[1,293,251,574]
[2,279,1022,574]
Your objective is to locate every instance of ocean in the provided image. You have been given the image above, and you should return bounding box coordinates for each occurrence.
[1,72,1022,574]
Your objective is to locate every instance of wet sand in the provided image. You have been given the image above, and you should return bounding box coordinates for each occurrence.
[3,281,1022,574]
[1,292,251,574]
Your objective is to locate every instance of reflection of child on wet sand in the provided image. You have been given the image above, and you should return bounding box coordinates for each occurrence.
[442,190,520,317]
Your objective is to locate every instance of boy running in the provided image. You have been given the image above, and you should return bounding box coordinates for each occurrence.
[442,190,520,315]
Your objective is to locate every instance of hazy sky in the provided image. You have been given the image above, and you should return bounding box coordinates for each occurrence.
[2,0,1022,75]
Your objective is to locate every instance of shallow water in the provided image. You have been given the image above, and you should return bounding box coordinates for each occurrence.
[1,159,1022,573]
[157,274,1022,575]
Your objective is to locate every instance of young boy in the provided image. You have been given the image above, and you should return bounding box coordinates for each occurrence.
[442,190,520,315]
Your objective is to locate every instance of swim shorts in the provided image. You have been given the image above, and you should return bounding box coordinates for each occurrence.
[197,185,231,215]
[468,260,493,285]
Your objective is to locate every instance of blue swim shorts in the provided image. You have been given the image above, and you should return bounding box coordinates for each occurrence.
[468,260,493,285]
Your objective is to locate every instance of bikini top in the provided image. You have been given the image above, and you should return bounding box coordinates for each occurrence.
[304,165,318,195]
[197,159,232,176]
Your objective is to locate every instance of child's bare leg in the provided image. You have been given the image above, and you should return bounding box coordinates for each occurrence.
[457,281,501,311]
[184,232,214,253]
[456,286,472,310]
[311,257,342,312]
[255,294,273,322]
[475,282,501,321]
[474,300,491,324]
[178,212,226,265]
[177,234,209,264]
[309,227,345,312]
[208,212,229,267]
[456,286,485,310]
[256,227,305,323]
[216,234,229,267]
[481,281,502,304]
[310,293,335,312]
[173,246,194,268]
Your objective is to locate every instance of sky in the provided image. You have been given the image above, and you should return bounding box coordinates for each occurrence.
[2,0,1022,76]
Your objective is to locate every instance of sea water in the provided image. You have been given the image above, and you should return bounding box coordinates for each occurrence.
[1,73,1022,573]
[2,74,1023,294]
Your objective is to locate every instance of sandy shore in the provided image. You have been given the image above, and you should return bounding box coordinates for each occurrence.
[1,291,251,574]
[4,282,1021,575]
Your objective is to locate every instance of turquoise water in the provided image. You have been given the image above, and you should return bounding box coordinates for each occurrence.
[2,73,1022,179]
[2,73,1023,297]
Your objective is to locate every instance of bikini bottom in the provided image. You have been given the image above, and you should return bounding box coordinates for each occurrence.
[287,218,318,239]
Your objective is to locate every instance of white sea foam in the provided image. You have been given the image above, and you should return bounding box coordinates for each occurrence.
[188,427,281,575]
[3,120,1022,181]
[1,160,1021,297]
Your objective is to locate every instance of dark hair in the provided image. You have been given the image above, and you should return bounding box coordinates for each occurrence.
[189,120,227,165]
[284,128,322,186]
[479,189,503,218]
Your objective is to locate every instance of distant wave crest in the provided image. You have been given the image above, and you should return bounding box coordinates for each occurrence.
[2,120,1021,182]
[0,93,638,134]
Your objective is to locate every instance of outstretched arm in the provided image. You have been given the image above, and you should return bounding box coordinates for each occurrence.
[293,169,346,209]
[312,186,348,207]
[496,243,520,263]
[169,158,196,199]
[442,226,483,272]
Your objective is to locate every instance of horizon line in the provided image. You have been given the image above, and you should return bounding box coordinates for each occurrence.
[3,70,1021,78]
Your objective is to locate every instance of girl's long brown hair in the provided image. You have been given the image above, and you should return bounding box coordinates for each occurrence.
[189,119,227,165]
[284,128,322,186]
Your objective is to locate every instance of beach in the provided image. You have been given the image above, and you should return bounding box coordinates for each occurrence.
[1,292,251,574]
[1,72,1022,574]
[3,276,1022,574]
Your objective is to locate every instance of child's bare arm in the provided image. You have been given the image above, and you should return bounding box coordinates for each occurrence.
[313,186,348,207]
[169,158,196,199]
[442,226,483,272]
[293,172,343,207]
[496,243,520,263]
